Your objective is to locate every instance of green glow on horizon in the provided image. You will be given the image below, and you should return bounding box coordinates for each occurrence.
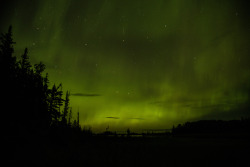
[1,0,250,132]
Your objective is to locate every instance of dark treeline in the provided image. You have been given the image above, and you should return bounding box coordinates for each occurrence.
[0,26,81,137]
[172,119,250,136]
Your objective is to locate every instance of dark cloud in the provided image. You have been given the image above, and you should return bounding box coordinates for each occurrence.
[106,117,120,119]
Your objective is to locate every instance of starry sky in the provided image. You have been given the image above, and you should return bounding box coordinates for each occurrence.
[1,0,250,132]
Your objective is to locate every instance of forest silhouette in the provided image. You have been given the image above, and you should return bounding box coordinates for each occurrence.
[1,26,81,138]
[2,26,250,167]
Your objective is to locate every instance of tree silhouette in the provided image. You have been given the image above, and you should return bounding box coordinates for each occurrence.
[62,91,70,127]
[0,26,18,135]
[20,48,32,74]
[0,26,16,76]
[77,111,79,127]
[68,107,72,127]
[48,83,64,127]
[127,128,131,137]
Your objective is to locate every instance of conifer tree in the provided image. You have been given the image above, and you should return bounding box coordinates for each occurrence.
[48,84,64,126]
[0,26,18,133]
[77,111,79,127]
[62,91,70,126]
[34,62,45,75]
[20,48,31,74]
[0,26,16,76]
[68,107,72,127]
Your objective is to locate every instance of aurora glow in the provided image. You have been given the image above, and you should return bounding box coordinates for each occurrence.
[1,0,250,132]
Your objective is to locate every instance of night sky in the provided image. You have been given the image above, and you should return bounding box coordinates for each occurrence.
[1,0,250,132]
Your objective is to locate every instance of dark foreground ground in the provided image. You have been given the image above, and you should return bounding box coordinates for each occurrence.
[4,133,250,167]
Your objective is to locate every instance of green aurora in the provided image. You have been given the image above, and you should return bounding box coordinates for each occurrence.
[1,0,250,132]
